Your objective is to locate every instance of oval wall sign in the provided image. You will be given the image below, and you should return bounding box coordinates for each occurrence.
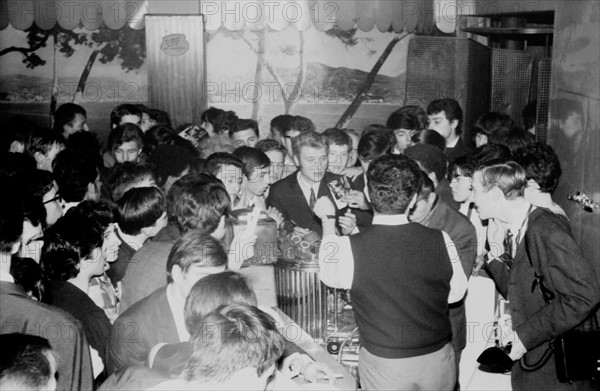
[160,34,189,56]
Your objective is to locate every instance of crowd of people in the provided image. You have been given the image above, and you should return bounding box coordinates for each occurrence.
[1,98,598,391]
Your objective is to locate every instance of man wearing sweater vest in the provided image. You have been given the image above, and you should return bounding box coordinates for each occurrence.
[316,154,468,390]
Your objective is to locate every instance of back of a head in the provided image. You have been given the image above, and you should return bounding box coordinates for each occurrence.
[411,128,446,152]
[184,271,257,333]
[367,154,422,214]
[255,139,286,155]
[357,125,394,161]
[513,142,561,194]
[404,143,448,184]
[184,304,285,384]
[270,114,294,134]
[387,106,426,131]
[10,256,45,301]
[109,162,157,201]
[285,116,315,136]
[202,108,238,135]
[166,231,227,284]
[143,125,176,156]
[52,149,98,203]
[148,109,172,127]
[471,143,512,168]
[0,334,55,391]
[473,111,513,137]
[230,119,259,138]
[489,125,533,155]
[148,144,195,187]
[117,186,166,235]
[291,130,327,157]
[427,99,463,134]
[204,153,244,178]
[174,178,230,234]
[64,130,102,159]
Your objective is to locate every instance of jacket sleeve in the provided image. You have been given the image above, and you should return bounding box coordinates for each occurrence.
[106,315,146,375]
[517,218,600,350]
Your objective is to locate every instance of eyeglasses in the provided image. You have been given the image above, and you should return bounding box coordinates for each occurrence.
[43,194,62,204]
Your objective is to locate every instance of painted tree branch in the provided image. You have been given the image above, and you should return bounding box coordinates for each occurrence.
[335,32,412,129]
[0,31,50,57]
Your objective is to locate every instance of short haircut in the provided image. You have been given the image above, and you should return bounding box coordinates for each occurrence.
[427,98,463,135]
[291,130,327,157]
[20,192,45,229]
[53,103,86,133]
[175,178,230,234]
[475,161,527,200]
[230,119,259,138]
[387,106,427,131]
[0,185,23,253]
[470,143,512,168]
[184,304,285,383]
[10,257,45,302]
[489,126,533,155]
[108,123,144,151]
[367,154,422,214]
[270,114,294,135]
[69,200,114,231]
[284,116,315,137]
[204,153,244,178]
[233,147,270,178]
[148,144,196,187]
[52,149,98,203]
[166,231,227,283]
[184,271,256,333]
[473,112,513,137]
[148,109,172,127]
[513,143,561,194]
[41,211,105,281]
[404,143,448,183]
[26,130,65,157]
[110,104,142,128]
[65,130,102,158]
[448,154,475,181]
[117,187,166,235]
[357,125,394,161]
[255,139,286,156]
[416,170,436,202]
[109,162,158,201]
[411,128,446,152]
[0,334,54,390]
[143,125,176,156]
[201,107,239,135]
[322,128,352,151]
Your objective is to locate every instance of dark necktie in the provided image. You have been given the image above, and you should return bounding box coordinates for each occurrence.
[309,187,316,210]
[502,229,514,269]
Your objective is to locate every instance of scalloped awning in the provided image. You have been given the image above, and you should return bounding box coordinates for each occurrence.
[0,0,457,33]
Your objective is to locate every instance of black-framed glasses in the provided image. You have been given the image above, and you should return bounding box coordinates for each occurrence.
[43,194,62,204]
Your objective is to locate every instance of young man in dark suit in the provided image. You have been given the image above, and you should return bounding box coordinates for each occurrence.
[267,130,342,236]
[427,98,472,165]
[473,161,599,391]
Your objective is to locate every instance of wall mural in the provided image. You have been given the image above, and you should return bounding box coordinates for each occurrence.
[1,22,409,138]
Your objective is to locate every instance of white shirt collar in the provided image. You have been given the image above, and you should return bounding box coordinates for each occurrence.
[297,172,320,204]
[372,214,409,226]
[446,136,459,148]
[165,284,190,342]
[508,202,535,242]
[0,269,15,283]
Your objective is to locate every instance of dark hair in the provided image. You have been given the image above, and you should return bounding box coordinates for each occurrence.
[1,115,40,153]
[489,126,533,155]
[184,271,256,332]
[403,143,448,183]
[20,192,46,229]
[0,333,54,390]
[204,153,244,178]
[270,115,294,136]
[322,128,352,151]
[110,104,142,128]
[52,149,98,203]
[448,154,475,181]
[411,129,446,152]
[109,162,158,201]
[12,169,55,203]
[143,125,176,156]
[233,147,270,178]
[427,98,463,135]
[0,153,36,178]
[471,143,512,168]
[149,144,195,187]
[166,231,227,283]
[26,130,65,157]
[68,200,114,231]
[0,184,23,253]
[473,112,513,137]
[53,103,86,133]
[357,125,394,162]
[284,116,315,136]
[41,213,104,281]
[10,257,45,301]
[175,178,230,234]
[65,131,102,160]
[522,101,537,131]
[367,154,422,214]
[513,143,561,193]
[166,173,207,224]
[184,304,284,383]
[108,123,144,151]
[387,106,427,131]
[117,187,166,235]
[415,170,436,202]
[230,119,259,138]
[201,107,239,135]
[256,139,287,159]
[148,109,172,128]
